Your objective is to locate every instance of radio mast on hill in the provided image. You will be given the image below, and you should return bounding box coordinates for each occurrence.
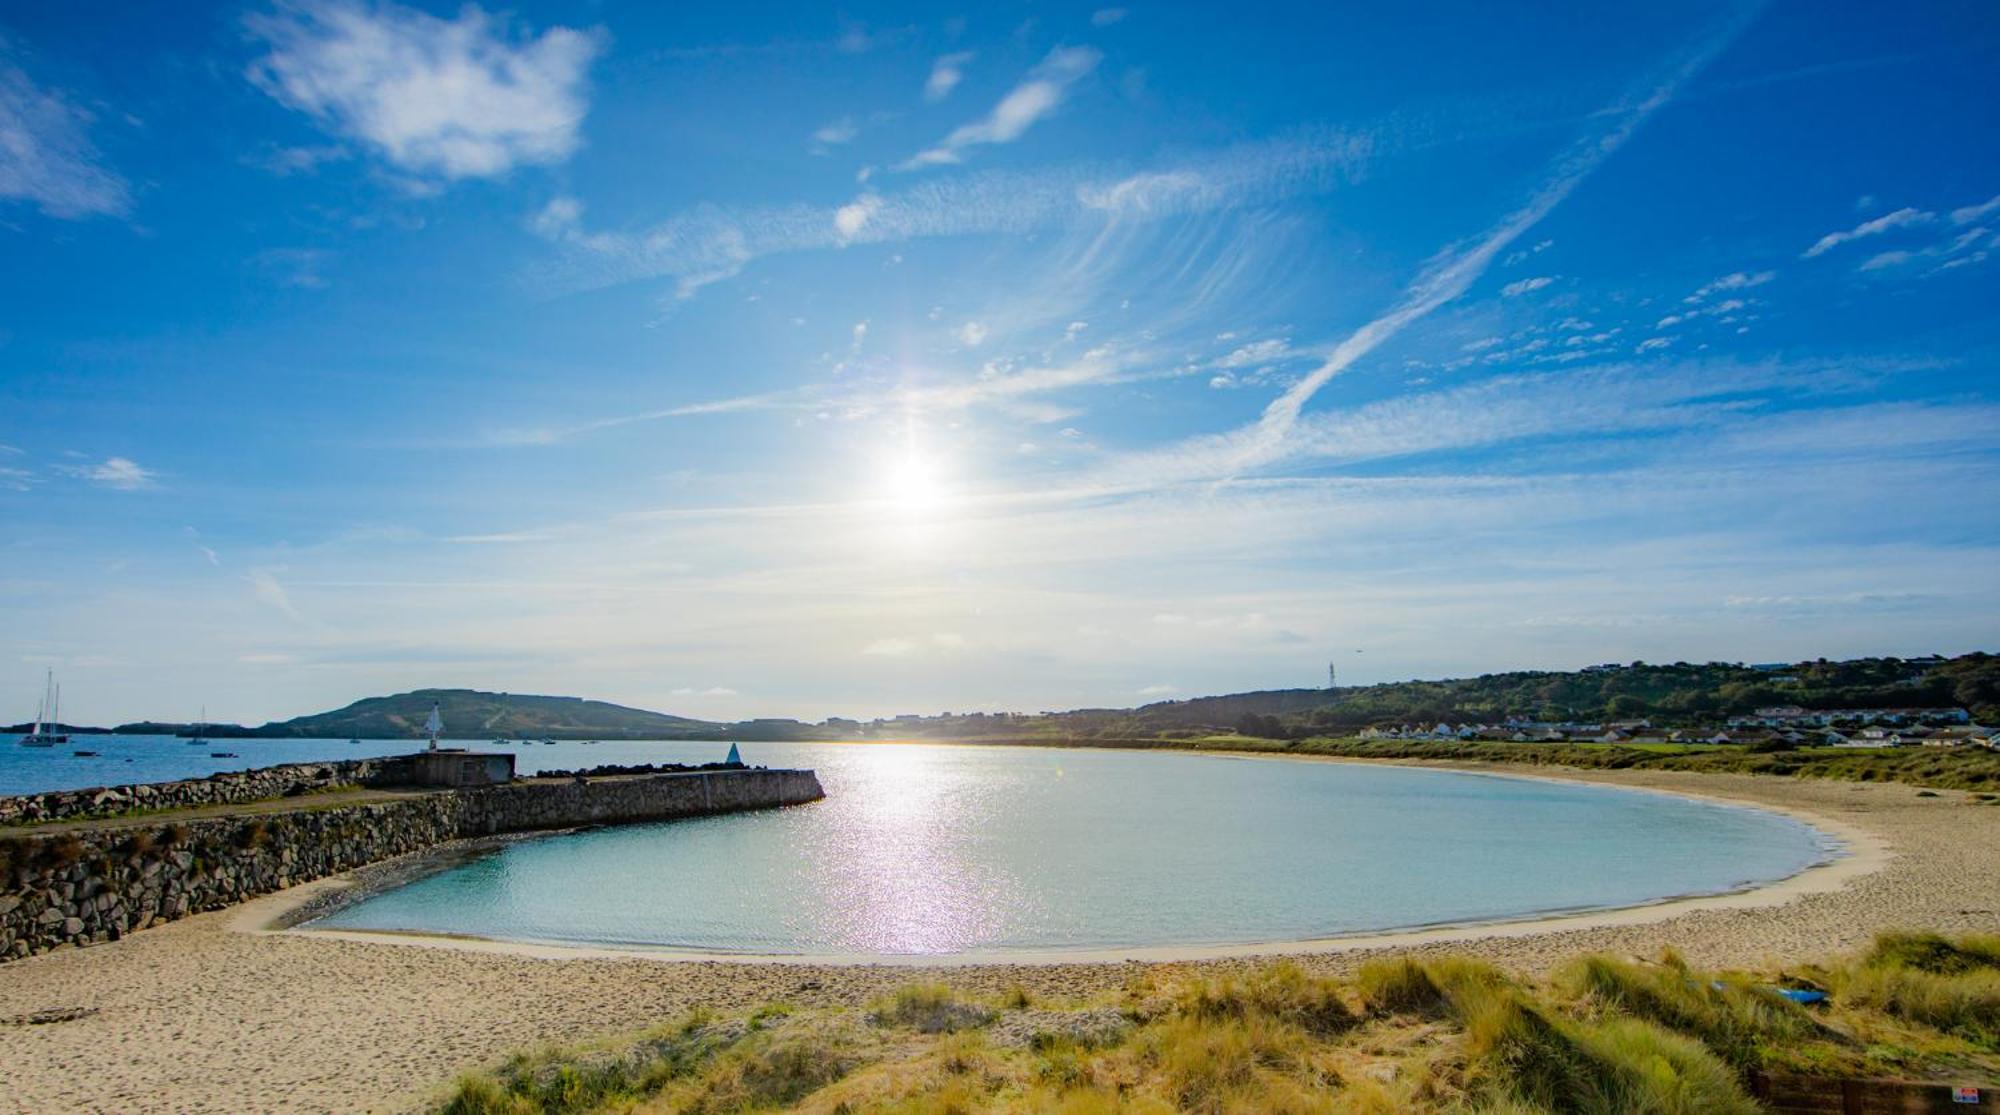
[1327,662,1337,689]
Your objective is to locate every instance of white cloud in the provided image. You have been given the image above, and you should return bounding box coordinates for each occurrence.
[1077,169,1211,213]
[246,0,602,182]
[248,142,348,176]
[529,195,582,238]
[923,51,973,101]
[1218,338,1293,367]
[833,193,880,242]
[811,116,858,149]
[1137,683,1176,696]
[1684,270,1774,302]
[248,568,305,622]
[185,526,221,566]
[1801,206,1935,258]
[67,456,155,489]
[1092,9,1129,26]
[0,53,131,218]
[1501,275,1555,297]
[669,685,739,698]
[253,247,332,289]
[1949,194,2000,226]
[526,132,1369,299]
[901,46,1099,169]
[956,320,989,347]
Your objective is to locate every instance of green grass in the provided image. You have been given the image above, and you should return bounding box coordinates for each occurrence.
[969,734,2000,793]
[433,933,2000,1114]
[1831,931,2000,1047]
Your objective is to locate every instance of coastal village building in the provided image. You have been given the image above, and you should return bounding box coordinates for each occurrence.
[1349,709,1996,750]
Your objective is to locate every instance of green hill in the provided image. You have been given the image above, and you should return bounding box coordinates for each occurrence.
[883,653,1999,739]
[253,688,724,741]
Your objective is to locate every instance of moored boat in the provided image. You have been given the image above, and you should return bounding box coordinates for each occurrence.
[19,669,68,747]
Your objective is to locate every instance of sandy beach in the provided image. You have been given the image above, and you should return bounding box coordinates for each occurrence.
[3,763,1998,1114]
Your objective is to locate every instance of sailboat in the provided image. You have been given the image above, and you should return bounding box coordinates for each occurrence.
[20,669,68,747]
[187,706,210,745]
[424,702,444,751]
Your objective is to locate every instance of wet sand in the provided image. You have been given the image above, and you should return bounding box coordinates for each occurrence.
[2,764,1996,1114]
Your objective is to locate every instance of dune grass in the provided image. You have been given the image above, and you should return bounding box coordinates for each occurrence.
[434,932,2000,1114]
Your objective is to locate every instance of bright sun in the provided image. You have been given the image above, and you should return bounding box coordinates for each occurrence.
[881,449,947,514]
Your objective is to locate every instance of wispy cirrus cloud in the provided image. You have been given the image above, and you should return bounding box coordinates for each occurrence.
[1801,206,1935,258]
[1091,11,1755,495]
[245,0,603,183]
[923,51,974,102]
[899,46,1100,169]
[1683,269,1775,302]
[1794,190,2000,276]
[0,48,130,218]
[524,130,1371,298]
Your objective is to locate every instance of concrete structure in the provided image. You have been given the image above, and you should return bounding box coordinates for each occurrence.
[407,749,514,787]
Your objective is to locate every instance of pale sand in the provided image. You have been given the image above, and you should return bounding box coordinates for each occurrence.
[2,764,1997,1114]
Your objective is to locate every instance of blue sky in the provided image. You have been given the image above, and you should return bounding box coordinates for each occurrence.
[3,1,1998,726]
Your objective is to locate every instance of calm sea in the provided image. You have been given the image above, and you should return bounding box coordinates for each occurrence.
[300,741,1837,957]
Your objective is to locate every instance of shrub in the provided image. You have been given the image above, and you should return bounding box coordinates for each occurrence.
[1174,961,1356,1037]
[1837,963,2000,1047]
[682,1027,868,1110]
[436,1074,536,1115]
[1863,931,2000,975]
[1145,1012,1306,1113]
[1570,1016,1758,1114]
[868,983,995,1034]
[1557,954,1819,1067]
[1465,992,1755,1114]
[1356,957,1447,1016]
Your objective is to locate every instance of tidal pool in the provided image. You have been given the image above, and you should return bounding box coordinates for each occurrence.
[310,741,1836,957]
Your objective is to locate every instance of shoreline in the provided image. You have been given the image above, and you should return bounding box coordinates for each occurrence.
[272,755,1885,967]
[4,758,1993,1115]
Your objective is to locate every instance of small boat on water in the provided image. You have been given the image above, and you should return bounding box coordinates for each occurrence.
[491,738,511,746]
[19,669,69,747]
[210,751,238,758]
[348,738,361,745]
[540,738,557,745]
[72,750,98,757]
[187,706,211,745]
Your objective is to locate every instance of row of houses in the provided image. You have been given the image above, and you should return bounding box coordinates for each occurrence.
[1357,719,1999,749]
[1728,706,1975,729]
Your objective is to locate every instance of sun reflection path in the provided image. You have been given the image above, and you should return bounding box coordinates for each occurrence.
[801,745,1031,954]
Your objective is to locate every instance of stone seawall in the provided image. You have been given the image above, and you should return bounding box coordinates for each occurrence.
[0,767,822,962]
[0,758,401,827]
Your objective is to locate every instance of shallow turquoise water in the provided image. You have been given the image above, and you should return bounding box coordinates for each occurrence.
[311,742,1836,956]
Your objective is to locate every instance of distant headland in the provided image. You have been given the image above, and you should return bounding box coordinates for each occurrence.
[11,652,1995,743]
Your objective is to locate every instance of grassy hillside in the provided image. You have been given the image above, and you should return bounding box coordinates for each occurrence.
[253,689,723,741]
[892,653,1999,739]
[436,931,2000,1114]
